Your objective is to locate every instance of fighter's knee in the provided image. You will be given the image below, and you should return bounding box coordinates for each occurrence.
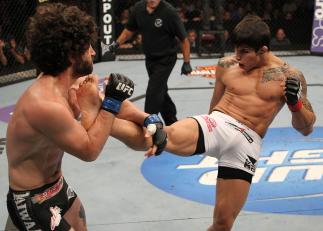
[213,210,235,231]
[206,224,216,231]
[213,216,234,231]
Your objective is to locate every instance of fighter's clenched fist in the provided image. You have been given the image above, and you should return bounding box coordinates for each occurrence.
[285,77,302,112]
[101,73,134,114]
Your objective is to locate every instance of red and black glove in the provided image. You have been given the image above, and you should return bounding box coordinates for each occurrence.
[285,77,302,112]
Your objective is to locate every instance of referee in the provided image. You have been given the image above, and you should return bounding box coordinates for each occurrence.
[108,0,192,125]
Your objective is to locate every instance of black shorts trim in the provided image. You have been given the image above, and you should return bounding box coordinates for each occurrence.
[9,176,61,195]
[218,166,253,183]
[190,117,205,155]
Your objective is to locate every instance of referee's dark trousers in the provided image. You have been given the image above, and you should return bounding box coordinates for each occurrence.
[145,54,177,125]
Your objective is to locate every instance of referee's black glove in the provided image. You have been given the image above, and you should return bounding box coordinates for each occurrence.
[107,41,119,52]
[181,61,192,75]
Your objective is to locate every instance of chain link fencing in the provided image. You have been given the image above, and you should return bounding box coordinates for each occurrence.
[0,0,316,86]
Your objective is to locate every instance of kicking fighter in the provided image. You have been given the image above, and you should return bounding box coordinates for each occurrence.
[145,14,316,231]
[73,14,316,231]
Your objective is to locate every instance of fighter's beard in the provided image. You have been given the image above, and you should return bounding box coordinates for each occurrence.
[72,58,93,79]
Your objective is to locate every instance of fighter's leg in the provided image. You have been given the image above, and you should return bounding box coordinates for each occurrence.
[63,197,87,231]
[155,118,200,156]
[111,118,150,151]
[207,178,250,231]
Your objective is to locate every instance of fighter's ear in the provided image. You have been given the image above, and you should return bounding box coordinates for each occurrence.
[258,46,268,54]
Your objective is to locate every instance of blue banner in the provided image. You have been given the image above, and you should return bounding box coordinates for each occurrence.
[311,1,323,53]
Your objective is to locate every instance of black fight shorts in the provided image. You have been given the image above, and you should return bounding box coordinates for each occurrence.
[7,176,77,231]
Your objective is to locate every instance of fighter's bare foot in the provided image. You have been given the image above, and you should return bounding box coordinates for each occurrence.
[76,75,101,130]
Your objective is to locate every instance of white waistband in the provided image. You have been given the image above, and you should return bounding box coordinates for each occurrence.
[210,111,262,141]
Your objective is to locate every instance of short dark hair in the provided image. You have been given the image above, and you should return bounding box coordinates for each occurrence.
[26,3,97,76]
[231,14,271,51]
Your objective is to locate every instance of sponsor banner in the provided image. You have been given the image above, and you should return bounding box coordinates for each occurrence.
[311,0,323,53]
[0,105,14,123]
[188,65,217,79]
[0,138,5,155]
[142,127,323,215]
[99,0,115,61]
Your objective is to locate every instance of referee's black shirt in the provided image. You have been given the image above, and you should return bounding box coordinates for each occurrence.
[126,0,187,58]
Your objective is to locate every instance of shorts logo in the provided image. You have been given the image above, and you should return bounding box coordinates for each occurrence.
[141,127,323,215]
[154,18,163,28]
[67,186,75,201]
[32,177,63,204]
[226,122,254,143]
[50,206,62,230]
[201,115,217,132]
[13,192,39,230]
[244,155,256,172]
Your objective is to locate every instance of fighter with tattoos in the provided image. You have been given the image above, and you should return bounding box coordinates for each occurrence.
[142,15,316,231]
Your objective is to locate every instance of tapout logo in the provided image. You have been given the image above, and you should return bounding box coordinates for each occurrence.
[101,0,113,45]
[141,127,323,215]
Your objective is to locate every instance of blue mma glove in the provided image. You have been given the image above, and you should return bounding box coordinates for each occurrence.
[144,114,167,155]
[101,73,134,114]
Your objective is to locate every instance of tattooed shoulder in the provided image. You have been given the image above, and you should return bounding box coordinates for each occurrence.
[262,63,288,82]
[283,66,304,81]
[218,56,238,68]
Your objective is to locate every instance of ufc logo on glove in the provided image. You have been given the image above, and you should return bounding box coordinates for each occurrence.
[116,83,134,96]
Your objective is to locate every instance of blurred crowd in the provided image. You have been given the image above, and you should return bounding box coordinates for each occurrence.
[0,0,36,72]
[0,0,315,74]
[0,29,31,69]
[0,0,92,73]
[115,0,314,52]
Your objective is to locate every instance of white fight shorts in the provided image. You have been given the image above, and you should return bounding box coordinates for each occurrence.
[192,111,262,179]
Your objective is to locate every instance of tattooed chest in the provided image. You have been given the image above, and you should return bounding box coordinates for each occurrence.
[257,66,287,100]
[261,67,286,83]
[224,69,285,101]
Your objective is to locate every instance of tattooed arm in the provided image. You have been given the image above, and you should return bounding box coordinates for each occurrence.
[285,67,316,135]
[209,56,238,113]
